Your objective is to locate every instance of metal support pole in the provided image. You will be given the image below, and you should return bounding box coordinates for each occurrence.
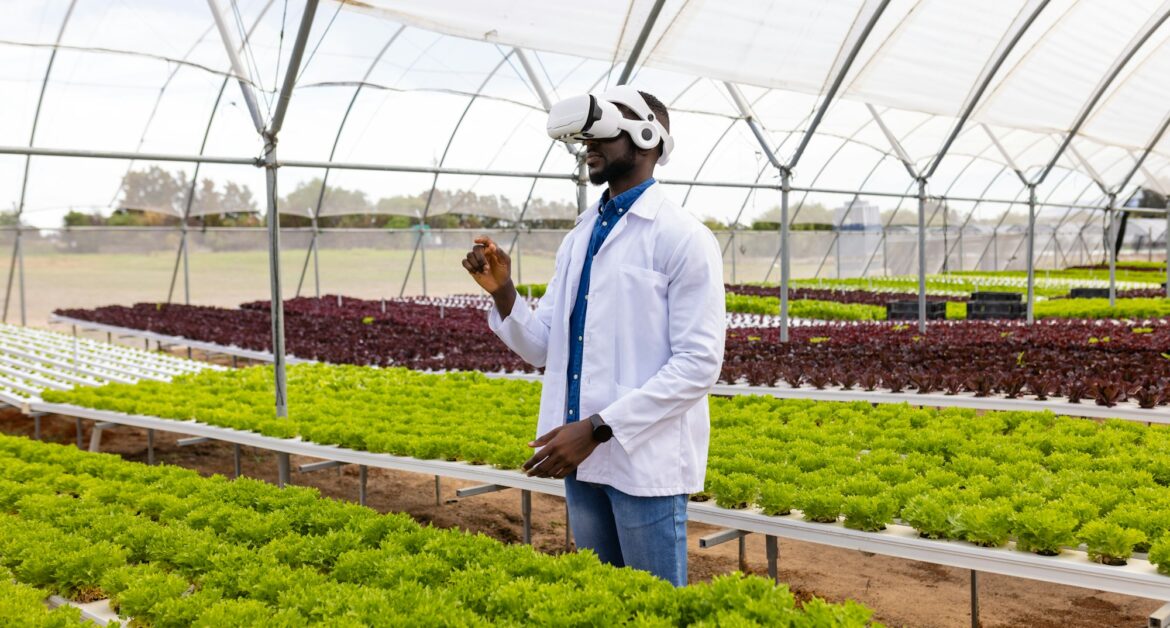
[1165,202,1169,298]
[564,501,572,552]
[521,489,533,545]
[1026,184,1036,324]
[75,417,83,449]
[33,414,41,440]
[577,153,588,215]
[182,221,191,305]
[780,170,791,342]
[277,452,290,488]
[420,226,428,297]
[3,231,22,325]
[766,535,779,583]
[616,0,666,85]
[359,465,368,506]
[264,141,288,418]
[971,570,980,628]
[729,230,736,284]
[233,443,242,478]
[147,429,155,465]
[1108,197,1118,306]
[916,178,927,333]
[738,535,748,573]
[434,475,441,506]
[16,232,25,326]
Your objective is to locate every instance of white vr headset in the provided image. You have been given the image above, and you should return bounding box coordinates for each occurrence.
[546,86,674,165]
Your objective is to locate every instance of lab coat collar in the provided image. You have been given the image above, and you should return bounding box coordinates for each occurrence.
[575,181,665,224]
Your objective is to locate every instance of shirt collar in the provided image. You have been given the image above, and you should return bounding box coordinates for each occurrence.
[598,177,655,215]
[579,177,659,224]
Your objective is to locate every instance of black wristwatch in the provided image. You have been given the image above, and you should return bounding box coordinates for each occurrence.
[588,414,613,443]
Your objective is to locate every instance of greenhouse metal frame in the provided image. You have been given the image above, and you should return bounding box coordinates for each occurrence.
[5,0,1170,411]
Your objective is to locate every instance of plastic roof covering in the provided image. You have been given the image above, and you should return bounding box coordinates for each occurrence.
[2,0,1169,229]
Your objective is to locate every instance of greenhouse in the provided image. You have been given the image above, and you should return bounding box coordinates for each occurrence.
[3,0,1170,626]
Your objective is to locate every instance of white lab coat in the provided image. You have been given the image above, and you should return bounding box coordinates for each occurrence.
[487,182,726,496]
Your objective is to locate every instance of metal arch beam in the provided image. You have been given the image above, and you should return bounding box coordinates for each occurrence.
[1035,2,1170,187]
[506,139,560,260]
[5,0,76,327]
[112,22,219,211]
[513,47,553,111]
[971,164,1084,271]
[168,3,276,307]
[268,1,319,136]
[207,0,266,134]
[1007,146,1130,263]
[761,118,882,282]
[681,119,745,207]
[1068,144,1110,196]
[294,26,407,298]
[253,0,320,419]
[923,0,1051,180]
[1004,174,1112,271]
[866,104,919,180]
[769,131,889,280]
[941,145,1049,268]
[399,50,516,297]
[981,123,1030,185]
[811,115,938,279]
[722,0,889,341]
[616,0,667,86]
[1002,163,1107,263]
[903,137,1023,273]
[785,0,891,171]
[1113,110,1170,197]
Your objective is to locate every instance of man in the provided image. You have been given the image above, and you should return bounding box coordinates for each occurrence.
[462,87,725,587]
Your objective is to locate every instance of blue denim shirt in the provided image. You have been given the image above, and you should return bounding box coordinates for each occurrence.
[565,177,656,424]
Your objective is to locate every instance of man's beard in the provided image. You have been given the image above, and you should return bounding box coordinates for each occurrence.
[588,144,637,185]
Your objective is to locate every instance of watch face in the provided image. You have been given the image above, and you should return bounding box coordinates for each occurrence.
[594,424,614,443]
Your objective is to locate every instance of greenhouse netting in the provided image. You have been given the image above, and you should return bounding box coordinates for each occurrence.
[2,0,1169,331]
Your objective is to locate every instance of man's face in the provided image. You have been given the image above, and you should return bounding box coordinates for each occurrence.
[584,133,637,186]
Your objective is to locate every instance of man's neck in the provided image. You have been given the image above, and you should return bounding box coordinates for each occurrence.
[606,170,654,199]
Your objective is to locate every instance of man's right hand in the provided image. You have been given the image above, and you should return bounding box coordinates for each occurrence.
[463,236,516,317]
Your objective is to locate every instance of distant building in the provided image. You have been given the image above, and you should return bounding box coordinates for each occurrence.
[834,200,881,231]
[835,200,882,276]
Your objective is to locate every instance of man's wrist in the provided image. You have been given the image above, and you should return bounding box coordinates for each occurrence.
[588,414,613,443]
[491,279,516,318]
[490,279,515,300]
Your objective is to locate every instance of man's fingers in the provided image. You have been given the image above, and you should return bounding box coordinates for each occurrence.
[528,427,560,448]
[463,253,484,274]
[522,450,549,471]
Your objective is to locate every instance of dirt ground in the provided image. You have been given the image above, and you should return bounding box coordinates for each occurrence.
[1,410,1161,628]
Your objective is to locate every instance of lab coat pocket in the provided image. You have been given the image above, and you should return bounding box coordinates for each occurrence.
[616,264,671,380]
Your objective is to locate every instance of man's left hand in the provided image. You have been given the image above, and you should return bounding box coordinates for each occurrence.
[523,420,599,478]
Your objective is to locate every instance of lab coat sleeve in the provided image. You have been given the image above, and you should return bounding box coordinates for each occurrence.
[486,249,563,368]
[599,227,726,452]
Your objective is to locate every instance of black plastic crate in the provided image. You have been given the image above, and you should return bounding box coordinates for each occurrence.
[886,300,946,320]
[969,291,1021,302]
[966,300,1025,320]
[1069,287,1111,299]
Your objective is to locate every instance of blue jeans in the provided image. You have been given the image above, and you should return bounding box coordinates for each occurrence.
[564,472,689,586]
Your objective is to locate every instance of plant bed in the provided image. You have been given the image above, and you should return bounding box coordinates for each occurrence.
[0,432,878,626]
[37,364,1170,578]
